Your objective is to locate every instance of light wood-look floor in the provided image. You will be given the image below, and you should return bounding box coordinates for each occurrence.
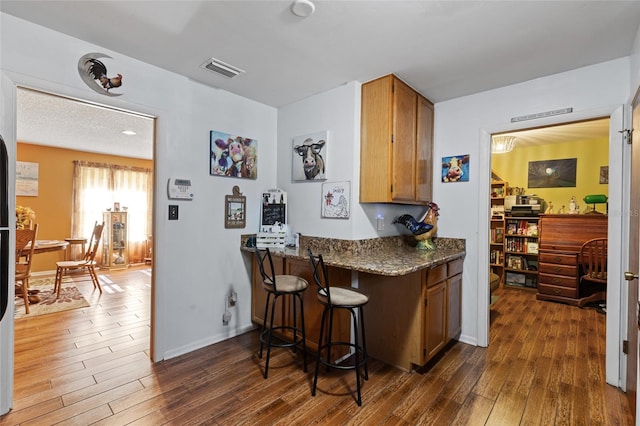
[1,268,634,425]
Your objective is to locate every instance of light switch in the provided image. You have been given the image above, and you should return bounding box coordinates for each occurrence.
[168,205,179,220]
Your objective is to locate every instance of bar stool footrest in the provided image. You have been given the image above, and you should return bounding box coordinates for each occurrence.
[317,341,368,371]
[260,325,306,349]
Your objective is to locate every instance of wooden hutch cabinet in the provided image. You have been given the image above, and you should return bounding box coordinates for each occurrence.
[102,211,128,270]
[536,214,607,305]
[360,74,434,205]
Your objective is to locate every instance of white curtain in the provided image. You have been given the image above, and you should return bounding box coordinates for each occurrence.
[72,161,152,264]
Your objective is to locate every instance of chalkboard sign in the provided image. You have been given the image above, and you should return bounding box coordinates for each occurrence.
[261,189,287,230]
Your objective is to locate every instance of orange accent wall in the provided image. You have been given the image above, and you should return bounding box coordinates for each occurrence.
[16,143,152,272]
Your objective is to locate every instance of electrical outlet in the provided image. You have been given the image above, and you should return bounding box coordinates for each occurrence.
[168,205,179,220]
[229,291,237,307]
[222,311,231,325]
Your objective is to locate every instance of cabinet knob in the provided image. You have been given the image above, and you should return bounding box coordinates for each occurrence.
[553,288,561,294]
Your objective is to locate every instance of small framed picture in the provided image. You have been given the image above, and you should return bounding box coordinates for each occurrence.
[321,181,350,219]
[442,155,469,182]
[599,166,609,184]
[225,186,246,229]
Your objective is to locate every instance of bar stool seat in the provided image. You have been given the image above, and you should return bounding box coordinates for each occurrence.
[308,248,369,406]
[254,247,308,379]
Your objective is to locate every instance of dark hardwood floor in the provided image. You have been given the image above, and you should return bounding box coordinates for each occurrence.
[0,267,634,425]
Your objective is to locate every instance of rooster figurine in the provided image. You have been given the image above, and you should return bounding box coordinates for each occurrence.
[85,58,123,91]
[393,201,440,250]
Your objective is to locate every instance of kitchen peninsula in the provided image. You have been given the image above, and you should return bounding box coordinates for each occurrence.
[241,235,465,372]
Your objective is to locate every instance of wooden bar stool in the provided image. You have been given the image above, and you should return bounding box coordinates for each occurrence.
[308,248,369,406]
[254,247,308,379]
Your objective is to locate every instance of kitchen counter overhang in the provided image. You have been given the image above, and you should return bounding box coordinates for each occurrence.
[240,235,465,276]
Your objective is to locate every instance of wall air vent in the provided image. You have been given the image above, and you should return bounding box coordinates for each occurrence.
[200,58,245,78]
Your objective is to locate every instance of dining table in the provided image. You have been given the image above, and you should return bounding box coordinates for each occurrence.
[27,240,69,255]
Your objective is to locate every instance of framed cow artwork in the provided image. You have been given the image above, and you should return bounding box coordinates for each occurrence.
[442,154,470,183]
[210,130,257,179]
[292,130,328,181]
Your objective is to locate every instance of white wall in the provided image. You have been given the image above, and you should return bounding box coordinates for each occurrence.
[434,58,630,346]
[631,24,640,99]
[0,13,277,361]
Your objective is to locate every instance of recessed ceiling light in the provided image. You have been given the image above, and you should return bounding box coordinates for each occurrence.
[290,0,315,17]
[122,130,136,136]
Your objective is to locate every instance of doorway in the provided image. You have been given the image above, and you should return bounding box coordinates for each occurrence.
[488,117,610,295]
[478,105,626,388]
[14,87,155,372]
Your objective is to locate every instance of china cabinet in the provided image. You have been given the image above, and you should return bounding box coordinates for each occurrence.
[102,211,128,269]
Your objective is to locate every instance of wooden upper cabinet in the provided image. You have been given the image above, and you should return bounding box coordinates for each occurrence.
[416,96,434,203]
[360,74,434,204]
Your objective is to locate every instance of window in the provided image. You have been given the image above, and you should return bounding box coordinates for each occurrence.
[72,161,152,263]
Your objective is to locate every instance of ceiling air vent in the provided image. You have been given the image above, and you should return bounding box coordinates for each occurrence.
[200,58,245,78]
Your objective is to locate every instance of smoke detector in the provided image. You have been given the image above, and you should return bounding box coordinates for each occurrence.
[290,0,315,17]
[200,58,245,78]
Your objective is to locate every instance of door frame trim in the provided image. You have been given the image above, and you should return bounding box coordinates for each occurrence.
[0,69,158,414]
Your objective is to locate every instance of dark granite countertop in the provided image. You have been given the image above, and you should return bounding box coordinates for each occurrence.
[240,235,465,276]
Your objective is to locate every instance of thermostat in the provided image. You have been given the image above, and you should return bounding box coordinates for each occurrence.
[167,178,194,200]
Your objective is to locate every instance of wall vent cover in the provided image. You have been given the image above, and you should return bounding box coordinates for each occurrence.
[200,58,245,78]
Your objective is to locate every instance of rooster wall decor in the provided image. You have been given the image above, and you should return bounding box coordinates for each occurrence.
[392,201,439,250]
[77,53,123,97]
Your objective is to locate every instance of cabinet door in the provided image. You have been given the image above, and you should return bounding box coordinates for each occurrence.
[447,274,462,340]
[415,96,433,203]
[424,280,447,361]
[391,77,417,202]
[360,75,393,203]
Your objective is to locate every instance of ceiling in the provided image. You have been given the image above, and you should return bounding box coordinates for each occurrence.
[3,1,634,156]
[17,88,155,160]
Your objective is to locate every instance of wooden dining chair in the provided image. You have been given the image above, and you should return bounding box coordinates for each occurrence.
[577,237,608,309]
[15,224,38,314]
[54,221,105,298]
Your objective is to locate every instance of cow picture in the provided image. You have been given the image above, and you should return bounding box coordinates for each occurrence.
[441,154,470,183]
[210,130,258,179]
[292,131,328,181]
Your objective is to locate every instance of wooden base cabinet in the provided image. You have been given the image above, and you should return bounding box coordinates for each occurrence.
[360,257,463,372]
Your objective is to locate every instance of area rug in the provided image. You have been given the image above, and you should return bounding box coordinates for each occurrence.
[14,277,90,319]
